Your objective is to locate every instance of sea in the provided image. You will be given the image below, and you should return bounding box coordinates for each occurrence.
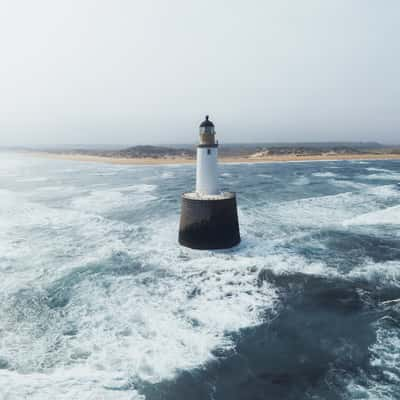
[0,153,400,400]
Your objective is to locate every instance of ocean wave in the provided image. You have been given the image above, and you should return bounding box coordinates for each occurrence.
[343,205,400,226]
[293,176,310,185]
[117,184,157,193]
[16,177,49,183]
[346,317,400,400]
[329,179,370,190]
[2,155,400,399]
[362,173,400,181]
[312,172,337,178]
[367,167,395,173]
[70,188,156,213]
[0,213,279,399]
[160,172,175,179]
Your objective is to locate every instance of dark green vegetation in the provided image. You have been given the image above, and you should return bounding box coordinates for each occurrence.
[6,141,400,159]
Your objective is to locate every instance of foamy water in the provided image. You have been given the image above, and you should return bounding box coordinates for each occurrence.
[0,154,400,399]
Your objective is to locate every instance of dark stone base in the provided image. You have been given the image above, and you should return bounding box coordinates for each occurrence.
[179,193,241,250]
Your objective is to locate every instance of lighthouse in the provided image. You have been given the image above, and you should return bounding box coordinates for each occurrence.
[179,116,240,250]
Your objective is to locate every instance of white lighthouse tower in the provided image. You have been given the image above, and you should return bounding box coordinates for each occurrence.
[196,115,219,195]
[178,115,240,250]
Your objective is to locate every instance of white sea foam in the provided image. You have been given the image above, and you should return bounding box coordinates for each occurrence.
[117,184,157,193]
[16,176,49,183]
[160,171,175,179]
[346,318,400,400]
[70,186,156,213]
[266,192,369,228]
[312,172,337,178]
[0,211,279,399]
[0,188,279,399]
[293,176,310,185]
[366,167,394,173]
[272,182,400,229]
[329,179,369,190]
[370,321,400,380]
[366,184,400,198]
[89,172,118,176]
[0,369,142,400]
[362,173,400,181]
[343,206,400,226]
[348,260,400,286]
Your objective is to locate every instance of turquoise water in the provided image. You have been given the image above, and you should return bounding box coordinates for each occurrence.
[0,154,400,399]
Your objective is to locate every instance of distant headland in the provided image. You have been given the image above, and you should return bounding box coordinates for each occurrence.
[6,142,400,165]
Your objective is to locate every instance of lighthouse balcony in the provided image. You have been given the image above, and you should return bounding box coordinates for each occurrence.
[183,191,235,201]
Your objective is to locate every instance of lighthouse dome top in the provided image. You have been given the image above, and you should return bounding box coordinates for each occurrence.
[200,115,214,128]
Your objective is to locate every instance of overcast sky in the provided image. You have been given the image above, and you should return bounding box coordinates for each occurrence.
[1,0,399,146]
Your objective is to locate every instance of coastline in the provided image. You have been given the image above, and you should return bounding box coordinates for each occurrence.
[24,151,400,165]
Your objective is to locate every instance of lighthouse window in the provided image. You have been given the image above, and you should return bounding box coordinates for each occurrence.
[207,149,211,155]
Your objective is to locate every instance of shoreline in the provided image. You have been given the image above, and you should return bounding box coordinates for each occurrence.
[23,151,400,166]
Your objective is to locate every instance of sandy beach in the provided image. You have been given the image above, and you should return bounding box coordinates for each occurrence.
[26,151,400,165]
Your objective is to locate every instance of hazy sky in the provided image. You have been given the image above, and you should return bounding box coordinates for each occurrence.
[1,0,399,146]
